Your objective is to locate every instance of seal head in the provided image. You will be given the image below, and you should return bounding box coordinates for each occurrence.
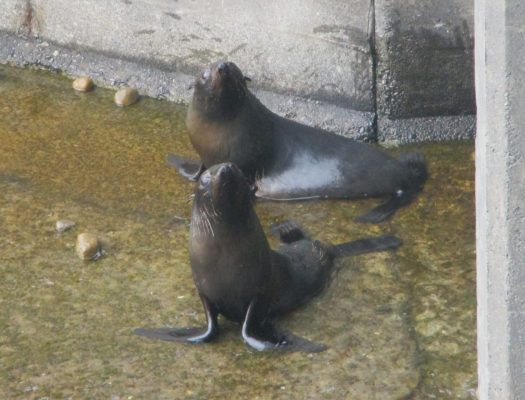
[193,163,253,223]
[192,61,251,120]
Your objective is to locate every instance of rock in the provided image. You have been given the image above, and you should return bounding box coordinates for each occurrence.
[76,233,104,261]
[56,219,76,233]
[114,87,139,106]
[72,76,94,92]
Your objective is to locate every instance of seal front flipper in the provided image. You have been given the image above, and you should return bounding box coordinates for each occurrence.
[134,294,219,343]
[166,154,206,182]
[241,299,326,353]
[270,220,309,243]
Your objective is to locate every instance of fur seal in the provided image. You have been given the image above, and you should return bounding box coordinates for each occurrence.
[168,61,428,223]
[135,163,402,352]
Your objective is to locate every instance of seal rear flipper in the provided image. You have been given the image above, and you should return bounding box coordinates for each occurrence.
[269,220,309,243]
[166,153,205,181]
[355,193,411,223]
[332,234,402,257]
[241,299,326,353]
[356,152,428,223]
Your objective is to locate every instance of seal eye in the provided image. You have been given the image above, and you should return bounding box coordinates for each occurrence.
[199,172,211,188]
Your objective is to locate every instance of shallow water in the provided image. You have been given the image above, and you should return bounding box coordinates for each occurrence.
[0,65,476,399]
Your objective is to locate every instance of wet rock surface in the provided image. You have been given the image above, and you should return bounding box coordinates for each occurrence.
[72,76,94,92]
[55,219,76,233]
[114,87,139,107]
[0,65,476,399]
[75,232,103,260]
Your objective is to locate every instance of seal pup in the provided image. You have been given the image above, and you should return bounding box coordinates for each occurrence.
[135,163,402,352]
[168,61,428,223]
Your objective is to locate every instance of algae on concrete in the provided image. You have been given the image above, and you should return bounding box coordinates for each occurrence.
[0,65,475,399]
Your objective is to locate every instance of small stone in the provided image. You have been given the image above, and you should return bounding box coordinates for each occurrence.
[72,76,94,92]
[56,219,76,233]
[76,233,104,261]
[114,87,139,107]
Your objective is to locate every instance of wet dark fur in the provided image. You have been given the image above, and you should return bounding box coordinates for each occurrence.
[135,163,402,352]
[168,61,428,223]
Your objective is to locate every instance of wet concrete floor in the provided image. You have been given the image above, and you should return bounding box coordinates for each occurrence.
[0,65,476,399]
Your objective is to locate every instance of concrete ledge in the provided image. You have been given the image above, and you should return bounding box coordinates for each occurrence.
[0,0,476,143]
[378,114,476,145]
[0,31,375,140]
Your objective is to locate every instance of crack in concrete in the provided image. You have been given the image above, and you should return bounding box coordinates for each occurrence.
[20,0,38,37]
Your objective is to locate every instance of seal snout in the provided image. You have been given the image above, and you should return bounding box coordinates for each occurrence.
[208,163,245,189]
[213,163,241,185]
[216,162,234,177]
[217,62,229,75]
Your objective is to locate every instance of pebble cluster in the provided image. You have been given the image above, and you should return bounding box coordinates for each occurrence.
[71,76,139,106]
[55,218,105,261]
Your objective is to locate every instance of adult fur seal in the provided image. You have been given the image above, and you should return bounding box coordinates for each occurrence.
[168,61,428,223]
[135,163,402,352]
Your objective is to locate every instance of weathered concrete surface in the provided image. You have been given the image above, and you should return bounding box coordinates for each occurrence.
[379,113,475,145]
[0,0,476,142]
[0,32,374,140]
[476,0,525,398]
[1,0,374,109]
[375,0,476,142]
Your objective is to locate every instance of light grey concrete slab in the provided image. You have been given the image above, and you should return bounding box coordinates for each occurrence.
[17,0,374,111]
[0,0,27,33]
[476,0,525,398]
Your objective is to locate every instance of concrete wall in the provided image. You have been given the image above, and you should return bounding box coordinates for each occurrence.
[0,0,475,143]
[476,0,525,397]
[375,0,476,142]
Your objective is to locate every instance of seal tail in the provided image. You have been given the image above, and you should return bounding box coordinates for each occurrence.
[356,152,428,224]
[331,234,402,257]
